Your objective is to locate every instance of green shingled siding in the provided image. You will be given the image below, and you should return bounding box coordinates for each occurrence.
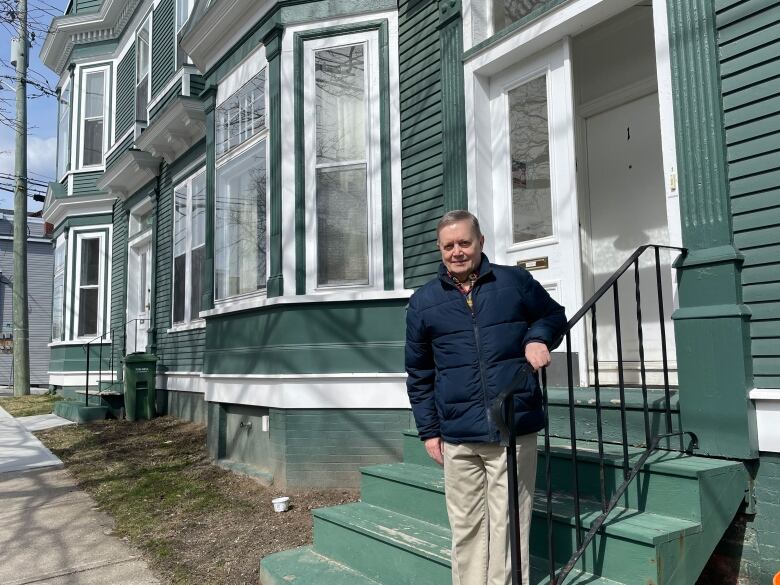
[110,200,128,375]
[116,45,136,138]
[153,155,206,373]
[152,0,176,97]
[398,0,445,289]
[717,0,780,388]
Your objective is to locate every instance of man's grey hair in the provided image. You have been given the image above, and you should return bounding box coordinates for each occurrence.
[436,210,482,238]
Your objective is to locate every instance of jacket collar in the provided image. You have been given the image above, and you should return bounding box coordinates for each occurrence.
[437,254,494,288]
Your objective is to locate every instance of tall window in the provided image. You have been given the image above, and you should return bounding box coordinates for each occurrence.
[77,237,101,337]
[215,66,268,300]
[304,33,383,292]
[56,80,71,179]
[173,169,206,323]
[136,17,151,122]
[176,0,195,33]
[82,69,106,166]
[51,237,66,341]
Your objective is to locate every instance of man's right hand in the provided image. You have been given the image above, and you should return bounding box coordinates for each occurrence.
[424,437,443,466]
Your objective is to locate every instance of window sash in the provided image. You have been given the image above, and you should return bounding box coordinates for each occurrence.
[57,81,71,179]
[81,70,106,167]
[216,69,267,159]
[75,235,103,338]
[215,139,268,300]
[304,33,383,293]
[172,169,207,323]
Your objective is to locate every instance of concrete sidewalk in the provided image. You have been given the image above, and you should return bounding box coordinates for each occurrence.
[0,406,160,585]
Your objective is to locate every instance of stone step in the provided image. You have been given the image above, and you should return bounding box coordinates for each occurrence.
[311,502,629,585]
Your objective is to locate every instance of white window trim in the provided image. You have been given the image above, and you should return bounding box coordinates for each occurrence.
[213,45,271,304]
[172,167,206,326]
[136,13,153,124]
[280,11,404,297]
[78,65,110,169]
[70,228,111,342]
[302,31,383,295]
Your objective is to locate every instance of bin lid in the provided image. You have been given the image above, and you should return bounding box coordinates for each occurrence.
[123,352,158,364]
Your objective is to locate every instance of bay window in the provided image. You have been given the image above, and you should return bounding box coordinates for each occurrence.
[56,80,71,179]
[51,236,66,341]
[136,17,151,122]
[215,56,268,301]
[304,33,383,291]
[173,169,206,323]
[81,68,108,167]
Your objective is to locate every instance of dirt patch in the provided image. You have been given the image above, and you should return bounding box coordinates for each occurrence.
[36,416,359,585]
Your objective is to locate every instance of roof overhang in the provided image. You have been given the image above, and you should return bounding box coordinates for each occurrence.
[96,149,162,200]
[135,97,206,164]
[40,0,142,75]
[42,190,117,228]
[180,0,274,74]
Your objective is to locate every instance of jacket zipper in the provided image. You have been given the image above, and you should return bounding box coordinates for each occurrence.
[468,288,494,438]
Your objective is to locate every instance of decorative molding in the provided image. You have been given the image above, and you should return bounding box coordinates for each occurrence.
[96,149,162,200]
[135,97,206,164]
[666,0,732,249]
[40,0,144,74]
[42,191,117,228]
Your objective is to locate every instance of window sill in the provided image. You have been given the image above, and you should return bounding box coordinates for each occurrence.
[166,320,206,334]
[200,288,414,318]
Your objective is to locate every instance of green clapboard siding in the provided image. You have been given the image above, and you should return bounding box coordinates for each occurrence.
[399,0,446,290]
[106,132,135,170]
[74,0,101,14]
[203,299,408,375]
[110,199,128,377]
[71,171,105,196]
[153,160,206,372]
[50,344,111,372]
[115,45,136,138]
[151,0,176,97]
[718,1,780,388]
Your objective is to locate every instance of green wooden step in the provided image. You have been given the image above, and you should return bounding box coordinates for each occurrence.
[259,546,383,585]
[312,502,627,585]
[401,432,746,524]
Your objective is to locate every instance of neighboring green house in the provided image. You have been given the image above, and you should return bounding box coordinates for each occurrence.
[41,0,780,583]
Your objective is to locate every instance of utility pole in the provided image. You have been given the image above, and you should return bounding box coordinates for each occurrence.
[12,0,30,396]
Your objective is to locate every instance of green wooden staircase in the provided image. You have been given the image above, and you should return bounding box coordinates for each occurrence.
[260,430,748,585]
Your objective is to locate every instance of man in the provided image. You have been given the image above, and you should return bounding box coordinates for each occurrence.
[405,210,567,585]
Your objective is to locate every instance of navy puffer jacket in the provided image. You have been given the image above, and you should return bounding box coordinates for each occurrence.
[405,254,567,444]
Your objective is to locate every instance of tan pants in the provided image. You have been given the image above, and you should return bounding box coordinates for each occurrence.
[443,434,537,585]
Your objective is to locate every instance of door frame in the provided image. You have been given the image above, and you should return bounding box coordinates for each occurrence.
[126,199,154,354]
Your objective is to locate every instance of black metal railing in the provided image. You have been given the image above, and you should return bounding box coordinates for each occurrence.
[82,328,114,406]
[493,244,698,585]
[80,318,149,404]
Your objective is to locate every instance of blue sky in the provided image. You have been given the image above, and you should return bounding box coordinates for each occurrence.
[0,1,69,212]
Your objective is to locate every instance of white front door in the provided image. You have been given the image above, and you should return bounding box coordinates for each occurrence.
[127,236,152,354]
[488,39,584,377]
[582,92,676,385]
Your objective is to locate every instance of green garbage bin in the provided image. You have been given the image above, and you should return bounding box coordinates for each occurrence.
[123,353,157,421]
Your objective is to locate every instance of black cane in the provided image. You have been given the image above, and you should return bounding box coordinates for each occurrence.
[504,394,523,585]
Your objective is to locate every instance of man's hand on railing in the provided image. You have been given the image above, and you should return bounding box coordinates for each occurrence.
[524,342,551,371]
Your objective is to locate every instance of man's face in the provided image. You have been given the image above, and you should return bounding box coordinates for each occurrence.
[438,220,484,280]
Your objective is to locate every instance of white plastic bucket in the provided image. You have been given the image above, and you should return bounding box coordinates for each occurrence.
[272,496,290,512]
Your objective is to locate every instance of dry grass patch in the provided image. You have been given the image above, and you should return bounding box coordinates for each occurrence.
[0,394,62,417]
[36,416,359,585]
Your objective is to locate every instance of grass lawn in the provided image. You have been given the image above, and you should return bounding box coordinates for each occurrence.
[0,394,63,417]
[36,416,358,585]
